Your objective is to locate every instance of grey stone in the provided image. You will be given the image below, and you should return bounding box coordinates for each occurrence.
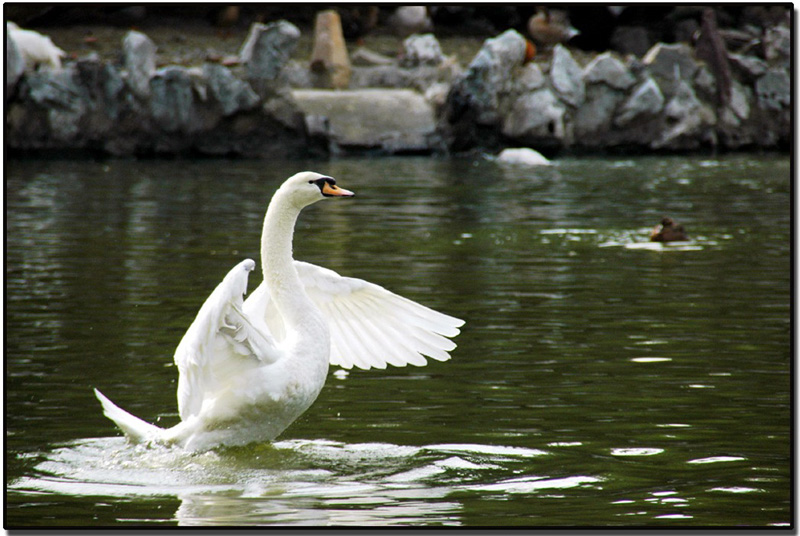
[516,62,545,91]
[122,30,156,99]
[7,32,24,96]
[149,66,197,132]
[763,25,790,62]
[292,88,440,153]
[401,33,444,67]
[351,47,395,66]
[728,53,768,81]
[501,88,566,141]
[424,82,450,109]
[755,68,790,111]
[450,29,527,124]
[582,52,635,90]
[693,65,716,97]
[550,44,585,107]
[574,84,624,138]
[664,80,702,120]
[615,77,664,127]
[349,64,442,92]
[642,43,698,98]
[203,63,260,116]
[74,58,125,127]
[240,21,301,96]
[727,80,750,121]
[25,65,88,141]
[651,108,714,150]
[654,81,716,150]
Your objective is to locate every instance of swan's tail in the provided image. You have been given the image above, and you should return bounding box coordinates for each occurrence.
[94,388,163,444]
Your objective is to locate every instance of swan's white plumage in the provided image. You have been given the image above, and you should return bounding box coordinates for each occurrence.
[243,261,464,370]
[95,171,464,452]
[7,22,66,70]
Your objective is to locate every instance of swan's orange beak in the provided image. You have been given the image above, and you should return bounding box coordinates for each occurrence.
[322,181,354,197]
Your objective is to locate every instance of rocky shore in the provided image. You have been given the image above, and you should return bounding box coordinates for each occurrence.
[6,7,791,159]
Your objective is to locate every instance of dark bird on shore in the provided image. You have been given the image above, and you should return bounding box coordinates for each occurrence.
[527,7,580,47]
[650,217,689,242]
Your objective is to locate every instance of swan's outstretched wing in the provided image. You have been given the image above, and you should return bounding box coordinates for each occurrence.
[174,259,280,420]
[295,261,465,370]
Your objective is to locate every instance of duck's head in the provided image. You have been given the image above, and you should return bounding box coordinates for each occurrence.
[279,171,355,208]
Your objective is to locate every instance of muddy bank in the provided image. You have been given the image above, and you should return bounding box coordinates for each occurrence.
[6,7,791,158]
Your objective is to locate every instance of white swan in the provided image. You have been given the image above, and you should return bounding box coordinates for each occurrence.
[94,172,464,452]
[7,22,66,70]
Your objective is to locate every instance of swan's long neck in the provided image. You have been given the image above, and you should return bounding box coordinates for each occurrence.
[260,190,318,329]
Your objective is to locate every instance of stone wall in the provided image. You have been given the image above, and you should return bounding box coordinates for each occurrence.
[441,27,790,154]
[6,16,790,158]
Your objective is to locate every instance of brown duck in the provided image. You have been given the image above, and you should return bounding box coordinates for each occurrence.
[527,7,580,47]
[650,217,689,242]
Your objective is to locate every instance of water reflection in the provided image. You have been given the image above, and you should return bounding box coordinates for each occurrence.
[11,438,588,526]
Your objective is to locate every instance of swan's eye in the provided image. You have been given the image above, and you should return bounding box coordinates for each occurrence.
[312,177,336,195]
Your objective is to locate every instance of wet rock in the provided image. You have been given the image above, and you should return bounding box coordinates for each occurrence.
[348,64,449,93]
[582,52,635,90]
[664,80,702,121]
[615,77,664,127]
[641,43,697,99]
[203,63,260,116]
[424,82,450,110]
[351,47,394,66]
[446,29,527,126]
[693,65,716,101]
[401,33,444,67]
[516,62,545,91]
[550,44,584,107]
[24,65,87,142]
[653,80,716,150]
[501,88,566,143]
[309,10,351,89]
[574,84,624,140]
[122,30,156,99]
[755,68,790,111]
[292,88,441,154]
[149,66,198,133]
[763,25,790,63]
[74,57,125,129]
[718,80,751,139]
[727,80,750,121]
[728,53,767,82]
[240,21,301,98]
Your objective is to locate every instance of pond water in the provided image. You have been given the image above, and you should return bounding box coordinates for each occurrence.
[5,154,791,527]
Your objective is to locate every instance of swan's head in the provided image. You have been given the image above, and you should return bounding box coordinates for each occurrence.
[279,171,354,208]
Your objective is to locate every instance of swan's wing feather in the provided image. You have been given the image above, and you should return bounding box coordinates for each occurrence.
[242,281,286,342]
[221,303,280,364]
[295,261,464,370]
[174,259,279,420]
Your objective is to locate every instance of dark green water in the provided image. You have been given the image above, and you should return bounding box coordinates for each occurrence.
[5,154,791,527]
